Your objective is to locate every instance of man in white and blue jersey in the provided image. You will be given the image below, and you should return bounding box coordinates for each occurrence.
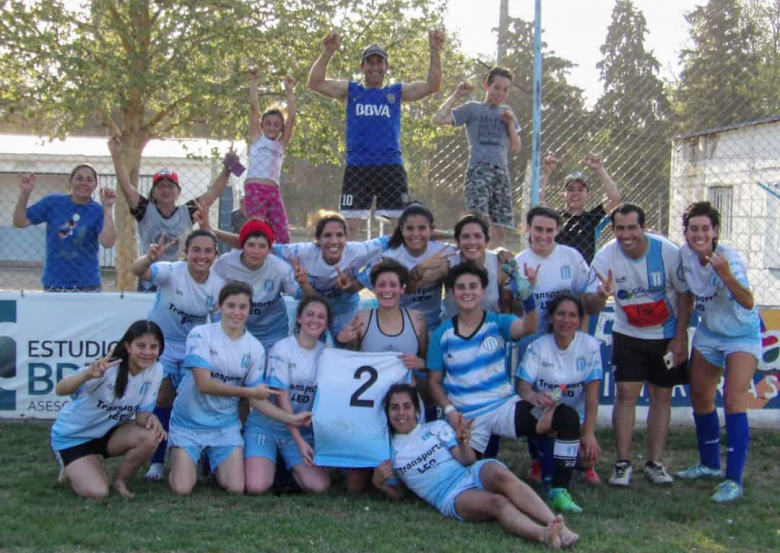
[427,262,584,512]
[584,203,693,488]
[307,30,444,237]
[674,202,762,503]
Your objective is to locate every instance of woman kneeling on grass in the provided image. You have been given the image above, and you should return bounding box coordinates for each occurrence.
[51,321,167,499]
[372,384,579,550]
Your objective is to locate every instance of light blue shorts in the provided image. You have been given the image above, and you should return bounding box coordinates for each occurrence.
[693,326,762,369]
[179,445,239,474]
[161,354,185,389]
[243,429,312,470]
[442,459,507,521]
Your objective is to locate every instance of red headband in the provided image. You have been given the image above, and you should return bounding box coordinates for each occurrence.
[239,220,276,249]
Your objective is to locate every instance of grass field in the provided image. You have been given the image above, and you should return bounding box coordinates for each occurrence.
[1,422,778,553]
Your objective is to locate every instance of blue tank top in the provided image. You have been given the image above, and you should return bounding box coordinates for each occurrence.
[346,82,403,166]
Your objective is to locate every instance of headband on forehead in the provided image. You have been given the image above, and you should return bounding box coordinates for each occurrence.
[239,220,276,249]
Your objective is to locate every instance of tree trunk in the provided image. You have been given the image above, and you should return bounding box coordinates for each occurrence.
[114,130,147,291]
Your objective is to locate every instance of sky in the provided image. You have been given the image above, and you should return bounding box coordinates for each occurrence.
[445,0,704,105]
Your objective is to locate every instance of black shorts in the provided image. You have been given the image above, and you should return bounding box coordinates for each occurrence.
[52,426,119,468]
[340,164,409,218]
[612,332,688,388]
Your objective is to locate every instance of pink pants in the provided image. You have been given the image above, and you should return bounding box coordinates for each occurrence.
[243,182,291,243]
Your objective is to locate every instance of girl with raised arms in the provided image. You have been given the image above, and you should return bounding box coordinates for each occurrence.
[243,295,332,495]
[674,201,762,503]
[168,282,311,496]
[373,384,579,550]
[131,228,226,480]
[51,321,166,498]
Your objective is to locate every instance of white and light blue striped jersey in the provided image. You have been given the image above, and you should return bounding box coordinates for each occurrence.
[679,243,760,338]
[246,336,324,439]
[391,420,464,512]
[171,322,265,433]
[50,362,163,450]
[442,251,501,319]
[274,237,389,335]
[312,349,411,468]
[427,311,518,418]
[515,244,589,336]
[213,250,299,350]
[516,332,602,422]
[147,261,224,361]
[587,235,688,339]
[380,241,455,331]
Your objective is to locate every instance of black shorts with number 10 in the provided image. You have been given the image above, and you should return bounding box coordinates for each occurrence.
[339,164,410,218]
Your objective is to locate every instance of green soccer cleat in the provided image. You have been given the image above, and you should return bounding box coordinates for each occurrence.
[711,480,743,503]
[676,463,724,481]
[548,488,583,513]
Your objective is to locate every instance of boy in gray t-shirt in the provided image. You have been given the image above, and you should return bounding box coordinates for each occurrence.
[433,67,521,247]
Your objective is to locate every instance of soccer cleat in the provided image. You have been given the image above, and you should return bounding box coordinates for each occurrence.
[711,480,743,503]
[526,460,542,483]
[643,461,674,485]
[548,488,583,513]
[676,463,724,481]
[143,462,164,481]
[580,467,602,487]
[609,461,632,487]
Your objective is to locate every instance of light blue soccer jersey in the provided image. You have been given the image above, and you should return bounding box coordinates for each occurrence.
[51,362,163,450]
[274,237,389,335]
[427,311,518,418]
[516,332,602,422]
[147,261,224,361]
[213,250,299,350]
[679,243,760,338]
[245,336,323,439]
[312,349,411,468]
[171,323,265,434]
[391,420,465,512]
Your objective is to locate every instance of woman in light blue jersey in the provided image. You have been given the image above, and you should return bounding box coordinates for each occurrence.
[51,321,166,499]
[373,384,579,550]
[675,202,762,503]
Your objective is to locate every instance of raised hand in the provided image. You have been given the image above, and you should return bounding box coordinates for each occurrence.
[248,384,282,401]
[147,233,177,262]
[192,200,210,230]
[595,269,615,298]
[246,66,259,80]
[322,32,343,54]
[428,29,445,51]
[417,245,456,275]
[501,259,532,300]
[334,264,355,291]
[707,252,731,279]
[100,187,116,208]
[338,315,364,344]
[584,152,602,171]
[107,135,122,157]
[500,108,516,125]
[282,75,295,92]
[454,81,473,98]
[290,256,308,286]
[86,347,121,380]
[523,262,541,289]
[17,173,35,193]
[541,155,558,177]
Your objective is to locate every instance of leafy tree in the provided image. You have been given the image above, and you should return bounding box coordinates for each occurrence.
[744,0,780,114]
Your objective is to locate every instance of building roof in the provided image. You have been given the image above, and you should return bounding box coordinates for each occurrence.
[0,134,234,159]
[673,115,780,141]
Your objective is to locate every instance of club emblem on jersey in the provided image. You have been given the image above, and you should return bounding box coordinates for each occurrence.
[241,354,252,369]
[560,265,571,280]
[205,296,215,310]
[139,382,151,396]
[481,336,499,352]
[264,279,274,292]
[650,271,662,287]
[576,357,586,372]
[386,93,396,104]
[288,362,297,372]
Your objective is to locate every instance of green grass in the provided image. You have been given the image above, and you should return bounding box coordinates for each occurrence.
[2,422,779,553]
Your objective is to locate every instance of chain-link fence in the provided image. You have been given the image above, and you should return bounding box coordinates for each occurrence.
[1,3,779,306]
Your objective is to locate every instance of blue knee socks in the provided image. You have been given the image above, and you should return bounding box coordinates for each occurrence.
[150,406,172,465]
[694,410,721,469]
[725,412,749,485]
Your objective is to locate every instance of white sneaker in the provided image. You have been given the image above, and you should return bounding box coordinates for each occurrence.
[643,461,674,485]
[143,462,164,481]
[609,461,632,487]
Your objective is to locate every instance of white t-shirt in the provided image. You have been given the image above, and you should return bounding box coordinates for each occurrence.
[587,235,688,339]
[246,135,285,184]
[51,361,163,450]
[515,244,590,334]
[516,332,602,422]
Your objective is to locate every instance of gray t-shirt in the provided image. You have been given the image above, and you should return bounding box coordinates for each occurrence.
[451,101,520,170]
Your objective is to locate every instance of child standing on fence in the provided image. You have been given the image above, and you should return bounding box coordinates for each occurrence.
[244,68,296,243]
[433,68,522,248]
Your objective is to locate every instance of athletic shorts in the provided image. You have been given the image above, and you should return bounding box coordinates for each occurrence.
[243,181,291,244]
[464,162,514,229]
[444,459,507,521]
[467,397,522,453]
[178,445,239,474]
[611,332,688,387]
[692,326,762,369]
[52,426,119,468]
[161,356,185,389]
[339,164,410,219]
[243,429,312,469]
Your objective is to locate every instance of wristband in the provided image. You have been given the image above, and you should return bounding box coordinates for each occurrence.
[522,294,536,313]
[443,405,456,416]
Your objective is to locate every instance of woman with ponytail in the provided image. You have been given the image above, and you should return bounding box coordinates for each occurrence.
[51,321,167,499]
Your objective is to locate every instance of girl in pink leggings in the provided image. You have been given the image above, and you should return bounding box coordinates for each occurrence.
[244,68,296,243]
